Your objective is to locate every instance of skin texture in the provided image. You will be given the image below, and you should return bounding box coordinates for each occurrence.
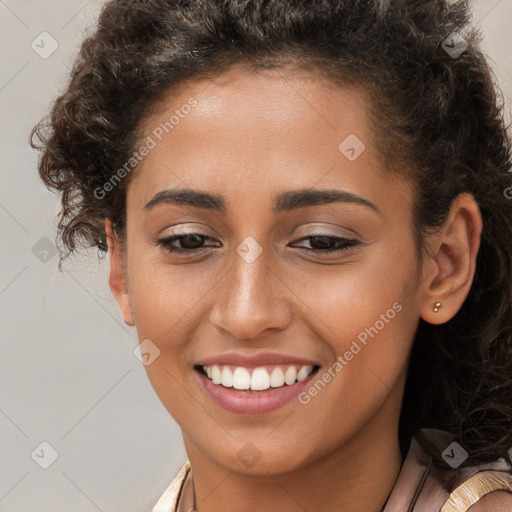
[467,491,512,512]
[105,63,483,512]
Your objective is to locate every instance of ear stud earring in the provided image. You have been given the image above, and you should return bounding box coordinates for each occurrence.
[433,302,442,313]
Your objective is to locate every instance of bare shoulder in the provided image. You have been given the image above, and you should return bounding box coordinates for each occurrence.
[467,490,512,512]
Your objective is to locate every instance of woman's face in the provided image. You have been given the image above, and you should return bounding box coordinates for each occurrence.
[110,63,431,474]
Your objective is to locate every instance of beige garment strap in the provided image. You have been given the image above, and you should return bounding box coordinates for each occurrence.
[440,470,512,512]
[152,461,191,512]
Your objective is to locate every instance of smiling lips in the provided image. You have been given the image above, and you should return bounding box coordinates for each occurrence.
[194,351,321,393]
[195,360,321,415]
[201,364,318,391]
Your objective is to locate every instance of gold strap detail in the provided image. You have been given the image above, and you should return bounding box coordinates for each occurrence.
[440,470,512,512]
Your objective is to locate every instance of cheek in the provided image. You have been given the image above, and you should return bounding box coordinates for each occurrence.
[127,252,215,336]
[290,240,420,395]
[297,272,415,377]
[292,279,417,443]
[125,252,224,417]
[291,236,417,331]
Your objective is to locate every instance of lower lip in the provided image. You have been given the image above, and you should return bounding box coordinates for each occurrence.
[195,368,319,415]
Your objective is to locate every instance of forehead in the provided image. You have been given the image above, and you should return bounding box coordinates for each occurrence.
[138,62,372,149]
[127,63,408,215]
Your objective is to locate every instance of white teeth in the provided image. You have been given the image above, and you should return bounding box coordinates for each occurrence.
[270,367,285,387]
[284,366,297,385]
[202,364,316,390]
[297,365,313,382]
[211,365,222,384]
[250,367,270,390]
[232,367,251,390]
[221,366,233,387]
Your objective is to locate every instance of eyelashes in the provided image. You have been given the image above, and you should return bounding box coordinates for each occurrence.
[155,232,361,257]
[291,234,361,254]
[156,233,218,256]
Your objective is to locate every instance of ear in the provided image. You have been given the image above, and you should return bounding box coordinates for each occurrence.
[104,218,135,327]
[419,193,483,325]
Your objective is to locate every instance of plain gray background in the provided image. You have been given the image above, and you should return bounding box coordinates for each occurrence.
[0,1,511,511]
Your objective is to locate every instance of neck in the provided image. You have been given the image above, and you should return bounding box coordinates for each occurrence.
[181,376,405,512]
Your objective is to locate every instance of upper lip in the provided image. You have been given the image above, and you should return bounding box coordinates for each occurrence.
[196,352,320,368]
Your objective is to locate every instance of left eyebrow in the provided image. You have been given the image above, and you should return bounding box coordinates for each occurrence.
[144,188,227,213]
[273,188,380,214]
[144,187,380,215]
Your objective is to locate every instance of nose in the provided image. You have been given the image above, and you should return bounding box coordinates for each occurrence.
[209,242,292,340]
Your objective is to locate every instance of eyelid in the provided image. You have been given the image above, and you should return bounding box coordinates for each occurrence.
[154,232,363,259]
[155,226,359,243]
[156,224,212,238]
[292,224,362,241]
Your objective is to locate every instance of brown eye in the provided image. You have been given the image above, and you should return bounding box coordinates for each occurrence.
[156,233,220,255]
[291,235,361,254]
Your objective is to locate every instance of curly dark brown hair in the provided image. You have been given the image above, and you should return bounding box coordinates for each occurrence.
[30,0,512,472]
